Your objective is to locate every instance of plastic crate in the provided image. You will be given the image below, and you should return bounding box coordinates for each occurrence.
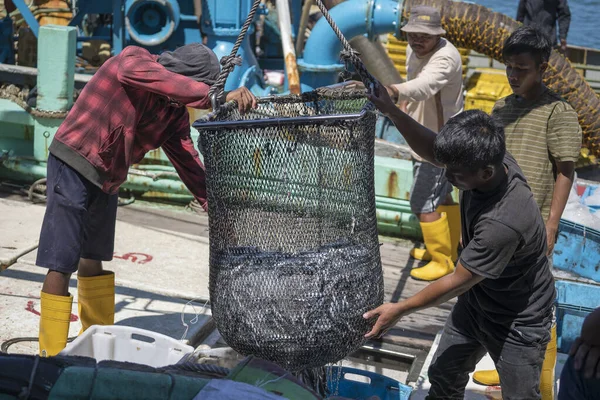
[555,280,600,353]
[327,366,412,400]
[59,325,194,368]
[464,68,512,114]
[553,219,600,282]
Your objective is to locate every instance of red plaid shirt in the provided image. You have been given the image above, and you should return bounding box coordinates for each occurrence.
[50,46,212,206]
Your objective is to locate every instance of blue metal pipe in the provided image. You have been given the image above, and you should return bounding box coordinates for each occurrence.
[299,0,402,89]
[10,0,40,37]
[209,36,262,92]
[201,0,267,92]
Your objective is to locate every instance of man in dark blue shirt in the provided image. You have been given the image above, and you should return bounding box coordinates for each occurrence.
[517,0,571,53]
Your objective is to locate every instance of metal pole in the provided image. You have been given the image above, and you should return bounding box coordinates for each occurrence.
[295,0,313,57]
[276,0,301,94]
[34,25,76,161]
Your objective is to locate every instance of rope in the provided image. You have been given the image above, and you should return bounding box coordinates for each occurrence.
[208,0,263,109]
[312,0,378,89]
[1,336,76,353]
[0,84,75,119]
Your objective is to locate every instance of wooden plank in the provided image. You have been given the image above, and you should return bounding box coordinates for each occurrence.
[377,237,454,351]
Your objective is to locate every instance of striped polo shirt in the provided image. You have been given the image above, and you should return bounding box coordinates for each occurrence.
[492,88,582,220]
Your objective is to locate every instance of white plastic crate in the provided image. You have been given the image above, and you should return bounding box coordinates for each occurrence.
[59,325,194,368]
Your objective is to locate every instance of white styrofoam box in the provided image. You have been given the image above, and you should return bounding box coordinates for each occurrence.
[60,325,194,367]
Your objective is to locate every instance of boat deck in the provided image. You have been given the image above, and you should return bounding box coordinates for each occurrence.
[0,193,448,383]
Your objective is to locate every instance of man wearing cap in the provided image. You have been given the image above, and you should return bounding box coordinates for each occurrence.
[386,6,464,282]
[36,43,257,357]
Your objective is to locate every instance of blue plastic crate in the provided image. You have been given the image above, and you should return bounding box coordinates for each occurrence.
[326,366,412,400]
[553,219,600,282]
[555,280,600,353]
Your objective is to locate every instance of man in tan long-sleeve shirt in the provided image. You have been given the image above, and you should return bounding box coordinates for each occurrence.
[386,6,464,281]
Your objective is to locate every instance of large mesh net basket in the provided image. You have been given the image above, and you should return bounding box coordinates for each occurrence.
[193,90,384,372]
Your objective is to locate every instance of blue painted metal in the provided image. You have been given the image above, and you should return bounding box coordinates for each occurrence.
[300,0,402,89]
[553,219,600,282]
[10,0,40,37]
[120,0,203,54]
[5,0,206,60]
[209,37,263,92]
[125,0,181,47]
[290,0,302,36]
[68,0,111,28]
[554,280,600,353]
[202,0,266,92]
[112,0,126,54]
[201,0,253,36]
[327,366,412,400]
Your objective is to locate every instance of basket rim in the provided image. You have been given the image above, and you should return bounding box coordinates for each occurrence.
[193,90,373,130]
[193,108,372,130]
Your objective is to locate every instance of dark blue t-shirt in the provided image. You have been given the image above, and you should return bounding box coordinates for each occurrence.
[459,153,555,326]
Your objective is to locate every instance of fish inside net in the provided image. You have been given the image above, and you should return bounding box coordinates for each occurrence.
[194,90,384,373]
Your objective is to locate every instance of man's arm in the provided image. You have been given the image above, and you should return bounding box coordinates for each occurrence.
[546,161,575,255]
[388,55,457,103]
[364,263,484,338]
[364,218,521,339]
[367,84,440,165]
[516,0,526,22]
[546,102,581,253]
[557,0,571,52]
[161,114,208,210]
[571,307,600,379]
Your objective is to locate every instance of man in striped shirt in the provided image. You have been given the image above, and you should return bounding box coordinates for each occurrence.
[473,26,582,397]
[492,26,581,242]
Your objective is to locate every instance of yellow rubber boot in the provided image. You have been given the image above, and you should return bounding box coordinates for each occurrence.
[77,271,115,334]
[410,205,460,262]
[540,325,557,400]
[409,247,431,261]
[410,213,454,281]
[39,292,73,357]
[473,325,558,400]
[472,369,499,386]
[438,204,461,262]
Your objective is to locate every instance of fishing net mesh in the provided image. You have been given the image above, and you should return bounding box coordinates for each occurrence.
[194,90,384,372]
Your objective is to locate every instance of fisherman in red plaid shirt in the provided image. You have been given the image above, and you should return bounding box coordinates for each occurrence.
[36,43,257,357]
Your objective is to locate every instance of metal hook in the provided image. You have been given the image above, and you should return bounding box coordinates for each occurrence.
[210,92,221,112]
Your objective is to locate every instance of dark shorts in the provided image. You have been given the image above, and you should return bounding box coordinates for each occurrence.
[36,153,118,273]
[426,301,551,400]
[410,160,453,214]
